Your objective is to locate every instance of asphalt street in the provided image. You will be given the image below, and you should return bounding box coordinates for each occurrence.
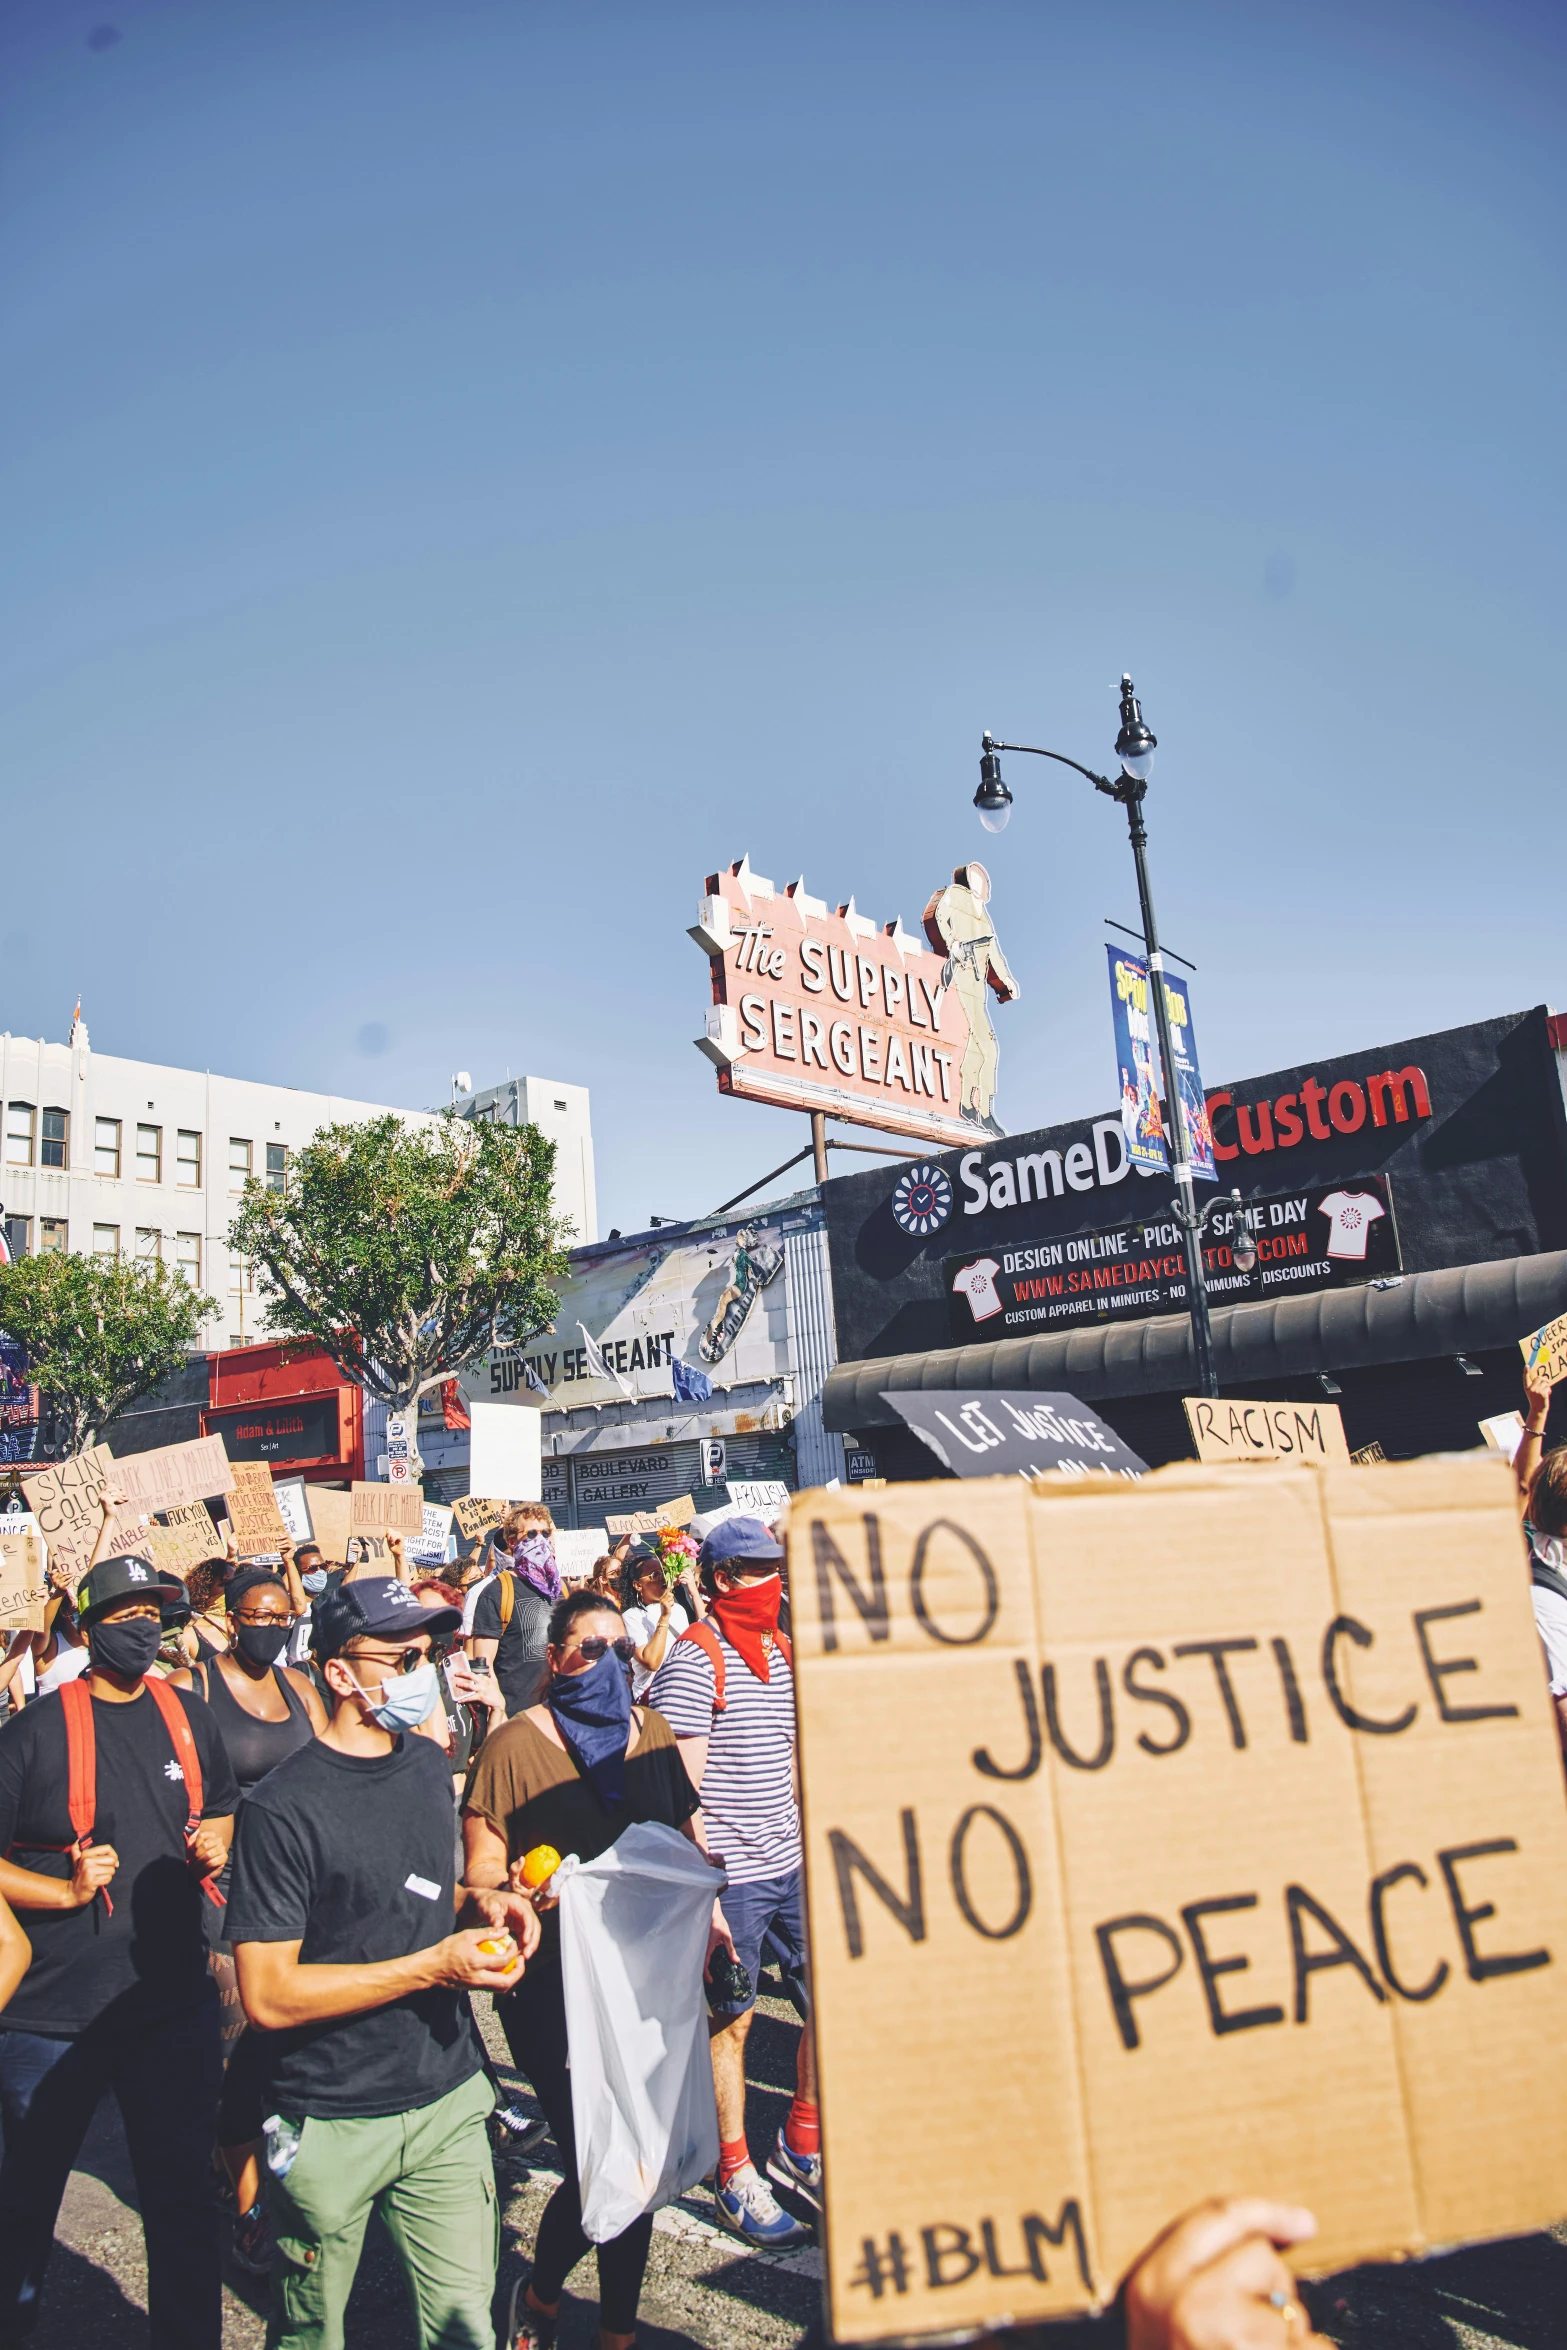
[9,1985,1565,2349]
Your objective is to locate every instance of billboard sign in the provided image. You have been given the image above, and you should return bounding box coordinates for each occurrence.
[945,1177,1401,1343]
[1106,945,1215,1181]
[691,854,1018,1148]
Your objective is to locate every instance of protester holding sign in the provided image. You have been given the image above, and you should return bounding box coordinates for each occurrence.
[649,1516,817,2248]
[0,1536,239,2350]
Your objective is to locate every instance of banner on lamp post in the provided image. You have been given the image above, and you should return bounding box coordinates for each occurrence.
[1106,945,1215,1183]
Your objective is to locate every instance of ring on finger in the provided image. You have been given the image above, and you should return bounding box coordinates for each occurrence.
[1268,2288,1305,2334]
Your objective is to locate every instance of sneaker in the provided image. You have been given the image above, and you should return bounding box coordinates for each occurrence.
[712,2164,811,2247]
[766,2127,822,2212]
[489,2103,549,2160]
[231,2201,273,2277]
[504,2274,557,2348]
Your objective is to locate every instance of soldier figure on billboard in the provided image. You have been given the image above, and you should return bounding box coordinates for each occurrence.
[923,863,1019,1135]
[699,1227,784,1365]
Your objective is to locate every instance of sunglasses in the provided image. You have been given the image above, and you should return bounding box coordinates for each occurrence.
[572,1636,635,1664]
[350,1646,427,1676]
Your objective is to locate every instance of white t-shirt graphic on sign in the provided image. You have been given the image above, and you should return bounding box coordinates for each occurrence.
[1316,1190,1387,1262]
[952,1258,1004,1322]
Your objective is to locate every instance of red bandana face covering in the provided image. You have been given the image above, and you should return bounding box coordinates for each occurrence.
[709,1574,782,1681]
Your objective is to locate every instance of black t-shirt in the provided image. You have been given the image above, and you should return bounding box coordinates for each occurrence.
[471,1573,553,1718]
[0,1682,240,2038]
[225,1731,483,2120]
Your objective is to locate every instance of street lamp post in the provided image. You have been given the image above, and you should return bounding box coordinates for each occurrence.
[973,676,1230,1399]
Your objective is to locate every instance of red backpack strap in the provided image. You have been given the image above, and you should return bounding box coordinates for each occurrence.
[676,1620,727,1713]
[58,1680,112,1916]
[144,1678,225,1908]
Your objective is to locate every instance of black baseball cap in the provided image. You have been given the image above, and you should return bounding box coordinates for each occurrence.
[310,1575,461,1662]
[77,1555,187,1624]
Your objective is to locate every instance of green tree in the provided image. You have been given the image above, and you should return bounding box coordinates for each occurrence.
[0,1252,218,1456]
[227,1112,568,1415]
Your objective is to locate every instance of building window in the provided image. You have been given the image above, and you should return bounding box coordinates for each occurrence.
[40,1110,68,1171]
[228,1256,253,1297]
[94,1118,122,1178]
[554,1099,567,1111]
[136,1125,161,1182]
[39,1218,67,1254]
[3,1215,30,1258]
[265,1142,288,1192]
[5,1104,35,1168]
[92,1224,120,1260]
[177,1130,201,1187]
[229,1138,252,1193]
[175,1232,201,1286]
[135,1228,161,1263]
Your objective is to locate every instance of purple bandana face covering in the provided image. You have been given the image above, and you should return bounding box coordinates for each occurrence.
[514,1531,562,1602]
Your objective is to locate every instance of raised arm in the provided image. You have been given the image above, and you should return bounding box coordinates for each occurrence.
[1516,1363,1553,1522]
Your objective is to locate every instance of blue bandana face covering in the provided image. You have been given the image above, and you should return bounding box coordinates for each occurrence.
[548,1649,632,1806]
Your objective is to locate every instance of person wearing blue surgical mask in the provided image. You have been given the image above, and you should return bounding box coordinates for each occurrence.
[227,1577,537,2350]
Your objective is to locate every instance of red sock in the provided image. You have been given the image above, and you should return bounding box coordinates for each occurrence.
[784,2095,820,2157]
[717,2133,751,2186]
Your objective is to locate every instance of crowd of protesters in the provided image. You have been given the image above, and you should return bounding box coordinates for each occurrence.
[26,1431,1562,2349]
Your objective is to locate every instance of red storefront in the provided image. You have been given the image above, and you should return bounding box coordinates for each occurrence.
[202,1342,363,1484]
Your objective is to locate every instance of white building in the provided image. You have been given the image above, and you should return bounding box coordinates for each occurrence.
[0,1015,596,1352]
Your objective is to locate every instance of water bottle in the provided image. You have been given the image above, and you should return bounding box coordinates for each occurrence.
[263,2114,303,2179]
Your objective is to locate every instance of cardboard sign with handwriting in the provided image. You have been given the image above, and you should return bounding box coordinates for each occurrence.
[452,1496,512,1544]
[147,1501,221,1578]
[1183,1395,1350,1466]
[789,1457,1567,2341]
[1521,1312,1567,1389]
[0,1534,48,1633]
[23,1446,151,1587]
[109,1434,234,1518]
[227,1462,290,1556]
[351,1481,424,1537]
[304,1487,352,1564]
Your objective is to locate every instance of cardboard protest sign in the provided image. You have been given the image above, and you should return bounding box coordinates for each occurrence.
[406,1501,455,1567]
[303,1486,352,1564]
[452,1496,510,1545]
[0,1534,48,1633]
[1183,1396,1350,1466]
[351,1481,424,1537]
[790,1457,1567,2341]
[146,1501,220,1578]
[23,1445,150,1588]
[108,1434,233,1518]
[1478,1412,1526,1464]
[227,1462,290,1556]
[603,1496,696,1535]
[1521,1312,1567,1388]
[886,1391,1146,1480]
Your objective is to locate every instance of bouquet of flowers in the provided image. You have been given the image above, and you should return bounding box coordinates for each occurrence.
[653,1526,699,1586]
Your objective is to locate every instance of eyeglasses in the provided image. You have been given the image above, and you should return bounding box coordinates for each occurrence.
[233,1610,296,1628]
[572,1635,635,1664]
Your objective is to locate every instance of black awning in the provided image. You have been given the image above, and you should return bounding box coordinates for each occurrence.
[822,1250,1567,1430]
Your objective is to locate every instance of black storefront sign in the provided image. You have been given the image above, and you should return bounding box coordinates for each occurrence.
[205,1396,338,1463]
[886,1388,1147,1478]
[945,1177,1401,1342]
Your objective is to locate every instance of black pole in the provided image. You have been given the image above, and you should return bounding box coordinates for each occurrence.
[1117,779,1219,1398]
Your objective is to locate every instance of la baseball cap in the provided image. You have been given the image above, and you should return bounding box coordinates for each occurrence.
[76,1555,187,1623]
[310,1574,461,1662]
[698,1515,784,1570]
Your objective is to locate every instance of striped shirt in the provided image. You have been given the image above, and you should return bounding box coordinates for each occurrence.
[649,1627,801,1885]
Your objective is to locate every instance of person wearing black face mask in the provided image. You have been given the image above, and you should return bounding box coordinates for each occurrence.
[0,1535,239,2350]
[169,1569,327,2272]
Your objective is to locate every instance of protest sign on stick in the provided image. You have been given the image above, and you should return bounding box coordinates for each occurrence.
[23,1445,150,1588]
[351,1481,424,1537]
[790,1456,1567,2342]
[1183,1396,1350,1466]
[227,1462,290,1557]
[0,1534,48,1633]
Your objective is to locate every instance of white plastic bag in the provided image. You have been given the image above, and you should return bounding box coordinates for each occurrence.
[556,1821,723,2243]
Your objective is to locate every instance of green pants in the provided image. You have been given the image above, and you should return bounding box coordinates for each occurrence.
[266,2068,497,2350]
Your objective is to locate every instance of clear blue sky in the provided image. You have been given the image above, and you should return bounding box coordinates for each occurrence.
[3,0,1561,1240]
